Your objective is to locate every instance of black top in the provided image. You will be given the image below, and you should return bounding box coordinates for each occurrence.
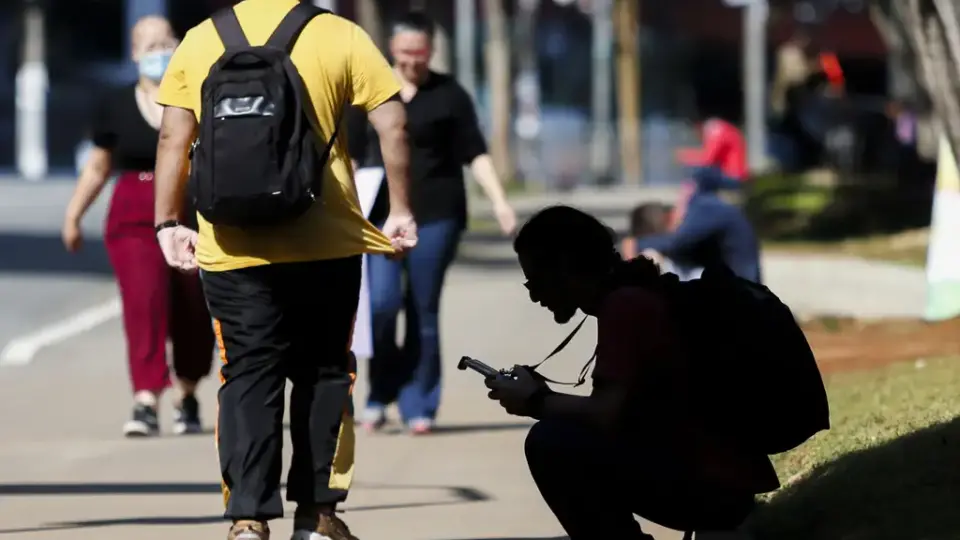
[348,71,488,228]
[90,84,198,229]
[91,84,160,172]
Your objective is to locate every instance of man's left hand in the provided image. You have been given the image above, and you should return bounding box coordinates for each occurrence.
[485,366,548,417]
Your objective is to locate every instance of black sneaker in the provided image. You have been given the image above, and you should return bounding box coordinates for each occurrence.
[123,403,159,437]
[173,394,203,435]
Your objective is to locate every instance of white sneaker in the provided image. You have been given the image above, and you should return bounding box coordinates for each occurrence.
[358,406,386,432]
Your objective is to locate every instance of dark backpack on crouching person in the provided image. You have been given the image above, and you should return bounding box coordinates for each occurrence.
[189,2,339,228]
[525,263,829,457]
[660,265,830,455]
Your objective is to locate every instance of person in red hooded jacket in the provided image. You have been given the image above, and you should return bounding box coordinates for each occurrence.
[671,117,748,230]
[676,117,748,183]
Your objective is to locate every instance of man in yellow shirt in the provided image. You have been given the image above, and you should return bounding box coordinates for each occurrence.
[151,1,416,539]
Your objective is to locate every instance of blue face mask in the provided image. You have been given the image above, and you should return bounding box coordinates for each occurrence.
[138,50,173,82]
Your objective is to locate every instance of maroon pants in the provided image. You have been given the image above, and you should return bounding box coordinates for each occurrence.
[105,171,215,394]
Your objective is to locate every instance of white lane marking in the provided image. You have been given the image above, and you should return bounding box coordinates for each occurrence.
[0,297,122,366]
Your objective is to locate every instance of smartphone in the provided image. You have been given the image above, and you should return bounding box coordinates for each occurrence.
[457,356,502,379]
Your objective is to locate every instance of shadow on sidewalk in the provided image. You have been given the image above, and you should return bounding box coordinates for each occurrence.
[454,253,520,270]
[0,233,113,276]
[430,421,533,436]
[0,481,490,499]
[746,416,960,540]
[0,481,494,534]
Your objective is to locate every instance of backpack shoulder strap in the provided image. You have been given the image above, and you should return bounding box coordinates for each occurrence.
[212,8,250,48]
[266,2,329,53]
[319,112,343,161]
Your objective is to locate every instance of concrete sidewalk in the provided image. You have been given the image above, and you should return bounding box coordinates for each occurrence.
[0,266,690,540]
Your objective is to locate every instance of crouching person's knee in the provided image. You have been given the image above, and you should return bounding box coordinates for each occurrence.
[524,419,570,495]
[525,419,594,480]
[524,420,550,465]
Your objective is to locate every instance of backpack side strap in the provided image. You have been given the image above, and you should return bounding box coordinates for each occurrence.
[212,8,250,49]
[266,2,330,53]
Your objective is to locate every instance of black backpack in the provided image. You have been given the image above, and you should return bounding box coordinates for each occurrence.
[663,266,830,455]
[189,2,338,228]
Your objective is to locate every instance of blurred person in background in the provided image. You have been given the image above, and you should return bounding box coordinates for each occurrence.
[632,168,762,283]
[621,202,702,281]
[671,115,747,230]
[61,15,214,438]
[350,11,517,435]
[770,31,846,172]
[675,115,748,188]
[770,31,814,122]
[620,202,672,262]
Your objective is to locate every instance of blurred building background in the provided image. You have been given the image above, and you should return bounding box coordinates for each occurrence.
[0,0,912,193]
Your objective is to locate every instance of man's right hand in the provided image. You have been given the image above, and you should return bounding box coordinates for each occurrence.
[381,211,418,259]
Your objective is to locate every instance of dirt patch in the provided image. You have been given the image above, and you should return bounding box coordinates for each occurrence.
[803,316,960,374]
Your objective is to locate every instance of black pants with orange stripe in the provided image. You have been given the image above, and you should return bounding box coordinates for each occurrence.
[201,256,361,521]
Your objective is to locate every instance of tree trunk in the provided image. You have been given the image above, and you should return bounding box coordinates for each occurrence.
[482,0,514,180]
[615,0,642,184]
[877,0,960,158]
[357,0,384,50]
[430,23,452,73]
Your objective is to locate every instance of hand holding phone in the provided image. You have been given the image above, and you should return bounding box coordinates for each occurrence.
[458,356,504,379]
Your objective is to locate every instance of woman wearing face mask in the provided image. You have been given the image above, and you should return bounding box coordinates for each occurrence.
[350,11,517,434]
[62,15,214,438]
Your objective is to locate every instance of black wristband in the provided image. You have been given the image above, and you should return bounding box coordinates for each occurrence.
[526,386,553,420]
[155,220,182,234]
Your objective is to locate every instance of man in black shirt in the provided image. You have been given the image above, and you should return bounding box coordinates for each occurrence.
[350,12,516,434]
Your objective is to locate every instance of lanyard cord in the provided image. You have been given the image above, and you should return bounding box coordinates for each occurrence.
[522,315,597,388]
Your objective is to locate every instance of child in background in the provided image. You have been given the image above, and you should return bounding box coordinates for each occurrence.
[621,202,701,280]
[621,202,673,260]
[631,167,762,283]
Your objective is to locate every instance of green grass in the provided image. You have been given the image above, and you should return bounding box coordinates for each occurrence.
[746,356,960,539]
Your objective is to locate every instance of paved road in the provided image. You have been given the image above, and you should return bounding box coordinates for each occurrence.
[0,180,114,354]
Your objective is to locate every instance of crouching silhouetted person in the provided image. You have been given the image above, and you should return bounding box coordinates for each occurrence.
[486,206,828,539]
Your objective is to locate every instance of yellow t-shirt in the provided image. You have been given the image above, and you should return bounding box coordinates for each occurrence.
[157,0,399,272]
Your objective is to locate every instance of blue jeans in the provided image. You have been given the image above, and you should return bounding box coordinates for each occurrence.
[366,219,462,421]
[689,166,743,191]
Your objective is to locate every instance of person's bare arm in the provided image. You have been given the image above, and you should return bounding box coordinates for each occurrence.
[367,96,411,215]
[65,147,112,225]
[469,154,510,207]
[154,106,197,225]
[537,383,632,432]
[620,237,637,259]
